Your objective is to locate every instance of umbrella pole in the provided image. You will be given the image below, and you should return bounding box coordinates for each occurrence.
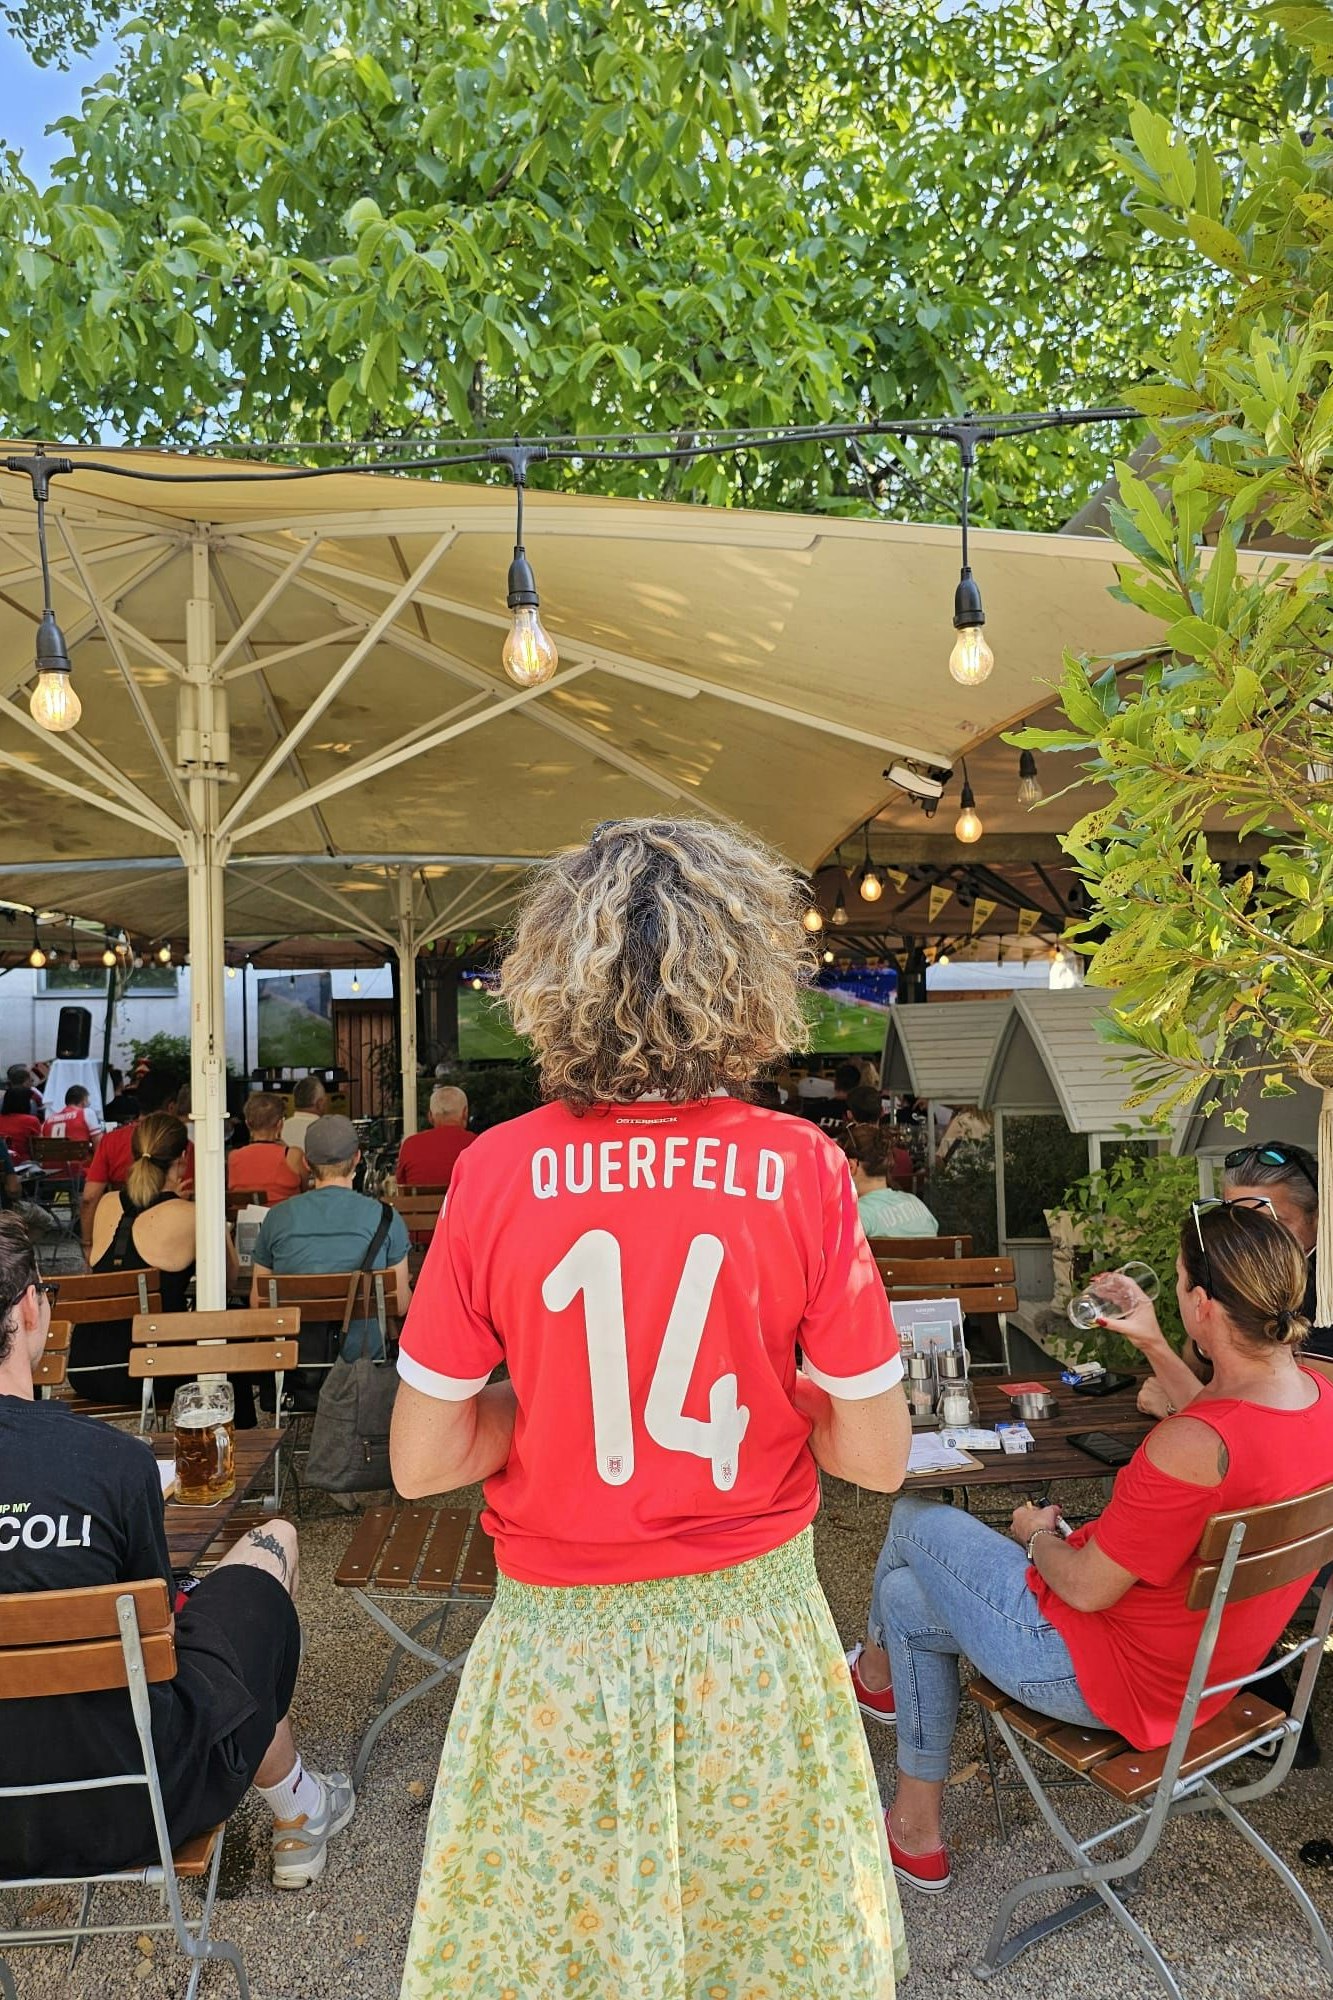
[99,964,116,1105]
[182,542,231,1312]
[396,866,419,1139]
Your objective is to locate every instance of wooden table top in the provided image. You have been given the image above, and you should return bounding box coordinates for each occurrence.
[903,1371,1154,1496]
[153,1429,283,1572]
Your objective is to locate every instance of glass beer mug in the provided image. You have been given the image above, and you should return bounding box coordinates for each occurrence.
[172,1379,236,1506]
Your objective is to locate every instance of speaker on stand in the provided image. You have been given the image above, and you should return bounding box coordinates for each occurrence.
[55,1006,92,1061]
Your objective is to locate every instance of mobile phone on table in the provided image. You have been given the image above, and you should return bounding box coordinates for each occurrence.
[1071,1371,1137,1398]
[1067,1430,1136,1470]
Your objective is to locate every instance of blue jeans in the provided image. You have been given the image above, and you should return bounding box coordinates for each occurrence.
[869,1494,1106,1781]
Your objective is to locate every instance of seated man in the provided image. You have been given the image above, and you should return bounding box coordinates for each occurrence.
[251,1114,410,1360]
[395,1083,476,1190]
[229,1092,303,1209]
[0,1214,354,1889]
[282,1075,327,1181]
[41,1084,95,1145]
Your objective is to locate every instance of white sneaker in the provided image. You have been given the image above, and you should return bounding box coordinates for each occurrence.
[271,1771,356,1889]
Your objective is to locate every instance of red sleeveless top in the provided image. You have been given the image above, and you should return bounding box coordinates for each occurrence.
[1034,1372,1333,1748]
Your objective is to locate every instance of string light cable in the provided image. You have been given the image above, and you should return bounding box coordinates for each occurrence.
[2,403,1136,708]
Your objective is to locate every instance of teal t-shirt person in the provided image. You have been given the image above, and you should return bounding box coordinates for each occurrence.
[250,1114,411,1360]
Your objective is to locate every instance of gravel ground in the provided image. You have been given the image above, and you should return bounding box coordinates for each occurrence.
[3,1478,1331,2000]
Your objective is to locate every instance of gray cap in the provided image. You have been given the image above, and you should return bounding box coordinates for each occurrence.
[302,1113,360,1166]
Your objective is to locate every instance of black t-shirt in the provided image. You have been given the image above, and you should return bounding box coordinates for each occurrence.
[0,1396,256,1875]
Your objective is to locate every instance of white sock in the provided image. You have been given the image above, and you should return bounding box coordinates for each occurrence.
[257,1758,323,1824]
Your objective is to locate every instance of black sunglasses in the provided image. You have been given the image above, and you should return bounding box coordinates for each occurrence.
[1190,1196,1276,1297]
[1224,1142,1318,1194]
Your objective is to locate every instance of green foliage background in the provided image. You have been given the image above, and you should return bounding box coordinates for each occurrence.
[0,0,1320,527]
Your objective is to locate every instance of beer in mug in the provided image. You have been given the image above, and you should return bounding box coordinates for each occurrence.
[172,1379,236,1506]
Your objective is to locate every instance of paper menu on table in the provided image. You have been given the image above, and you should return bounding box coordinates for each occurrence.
[157,1458,176,1497]
[905,1434,982,1477]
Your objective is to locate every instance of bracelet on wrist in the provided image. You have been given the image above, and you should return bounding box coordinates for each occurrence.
[1026,1526,1062,1562]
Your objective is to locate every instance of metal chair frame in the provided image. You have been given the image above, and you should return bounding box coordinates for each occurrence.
[0,1591,247,2000]
[973,1525,1333,1999]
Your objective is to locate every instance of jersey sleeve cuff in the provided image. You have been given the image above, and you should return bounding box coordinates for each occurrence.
[396,1349,493,1401]
[802,1351,905,1400]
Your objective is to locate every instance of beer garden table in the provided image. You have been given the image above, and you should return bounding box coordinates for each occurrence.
[152,1429,284,1572]
[900,1371,1154,1496]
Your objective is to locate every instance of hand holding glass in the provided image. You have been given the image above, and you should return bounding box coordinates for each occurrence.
[1068,1262,1160,1331]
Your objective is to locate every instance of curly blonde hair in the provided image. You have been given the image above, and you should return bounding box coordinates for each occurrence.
[500,818,814,1107]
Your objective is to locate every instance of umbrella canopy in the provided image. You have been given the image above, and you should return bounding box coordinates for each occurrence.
[0,444,1178,1299]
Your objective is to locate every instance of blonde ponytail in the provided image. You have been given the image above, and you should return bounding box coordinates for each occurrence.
[127,1112,188,1211]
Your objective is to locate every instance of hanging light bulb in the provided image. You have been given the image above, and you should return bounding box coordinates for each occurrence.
[937,951,951,968]
[948,621,994,688]
[101,937,118,969]
[947,431,994,686]
[954,762,983,844]
[802,903,825,934]
[351,974,361,993]
[831,887,849,927]
[1017,748,1043,806]
[857,827,884,903]
[471,976,484,992]
[496,449,559,688]
[27,933,46,969]
[17,453,81,731]
[157,942,172,965]
[226,964,237,979]
[822,947,835,965]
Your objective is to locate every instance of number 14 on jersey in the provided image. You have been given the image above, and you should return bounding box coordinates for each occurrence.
[542,1228,750,1491]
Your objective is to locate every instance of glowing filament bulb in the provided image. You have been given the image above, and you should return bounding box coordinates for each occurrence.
[502,607,559,688]
[948,627,994,687]
[30,669,82,732]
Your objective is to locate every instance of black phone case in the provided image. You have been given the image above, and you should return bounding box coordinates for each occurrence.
[1071,1371,1137,1397]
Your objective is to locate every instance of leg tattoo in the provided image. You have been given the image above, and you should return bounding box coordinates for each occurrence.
[246,1527,291,1583]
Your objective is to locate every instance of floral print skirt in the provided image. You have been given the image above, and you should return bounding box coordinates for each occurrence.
[400,1528,908,1999]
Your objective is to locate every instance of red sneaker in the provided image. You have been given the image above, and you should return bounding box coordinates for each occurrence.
[886,1814,952,1894]
[846,1644,896,1726]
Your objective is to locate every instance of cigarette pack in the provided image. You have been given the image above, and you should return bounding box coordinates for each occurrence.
[996,1421,1035,1455]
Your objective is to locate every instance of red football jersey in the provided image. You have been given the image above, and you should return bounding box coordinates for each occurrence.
[398,1097,902,1585]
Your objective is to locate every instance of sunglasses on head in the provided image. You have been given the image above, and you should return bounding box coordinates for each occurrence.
[1224,1141,1318,1194]
[1190,1195,1276,1297]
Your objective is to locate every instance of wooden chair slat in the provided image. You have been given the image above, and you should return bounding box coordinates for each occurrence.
[418,1509,470,1592]
[877,1257,1016,1285]
[996,1699,1064,1745]
[0,1579,171,1646]
[33,1352,69,1387]
[52,1272,164,1306]
[264,1272,370,1303]
[967,1675,1011,1713]
[334,1506,396,1587]
[0,1631,177,1699]
[867,1235,971,1259]
[1196,1478,1333,1562]
[1090,1694,1285,1803]
[60,1296,165,1326]
[458,1521,498,1595]
[172,1827,222,1878]
[43,1318,72,1354]
[132,1310,300,1344]
[374,1507,437,1589]
[130,1340,299,1375]
[1187,1521,1333,1610]
[887,1285,1019,1313]
[1037,1721,1125,1771]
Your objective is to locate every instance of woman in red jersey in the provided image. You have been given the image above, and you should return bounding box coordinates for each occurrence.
[849,1198,1333,1895]
[392,818,911,2000]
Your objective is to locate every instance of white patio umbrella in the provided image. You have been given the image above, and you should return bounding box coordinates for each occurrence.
[0,448,1169,1303]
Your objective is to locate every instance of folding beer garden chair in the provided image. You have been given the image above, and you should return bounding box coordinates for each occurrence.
[967,1477,1333,1998]
[0,1579,248,1999]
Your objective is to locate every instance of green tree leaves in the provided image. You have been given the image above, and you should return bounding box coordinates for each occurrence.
[0,0,1318,522]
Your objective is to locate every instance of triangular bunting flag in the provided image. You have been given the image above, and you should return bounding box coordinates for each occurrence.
[886,868,908,890]
[1017,907,1040,936]
[927,884,953,923]
[970,897,998,934]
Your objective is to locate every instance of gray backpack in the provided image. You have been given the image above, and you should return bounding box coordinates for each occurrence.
[303,1204,399,1492]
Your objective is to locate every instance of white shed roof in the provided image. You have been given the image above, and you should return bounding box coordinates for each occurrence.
[881,1000,1012,1102]
[979,986,1182,1135]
